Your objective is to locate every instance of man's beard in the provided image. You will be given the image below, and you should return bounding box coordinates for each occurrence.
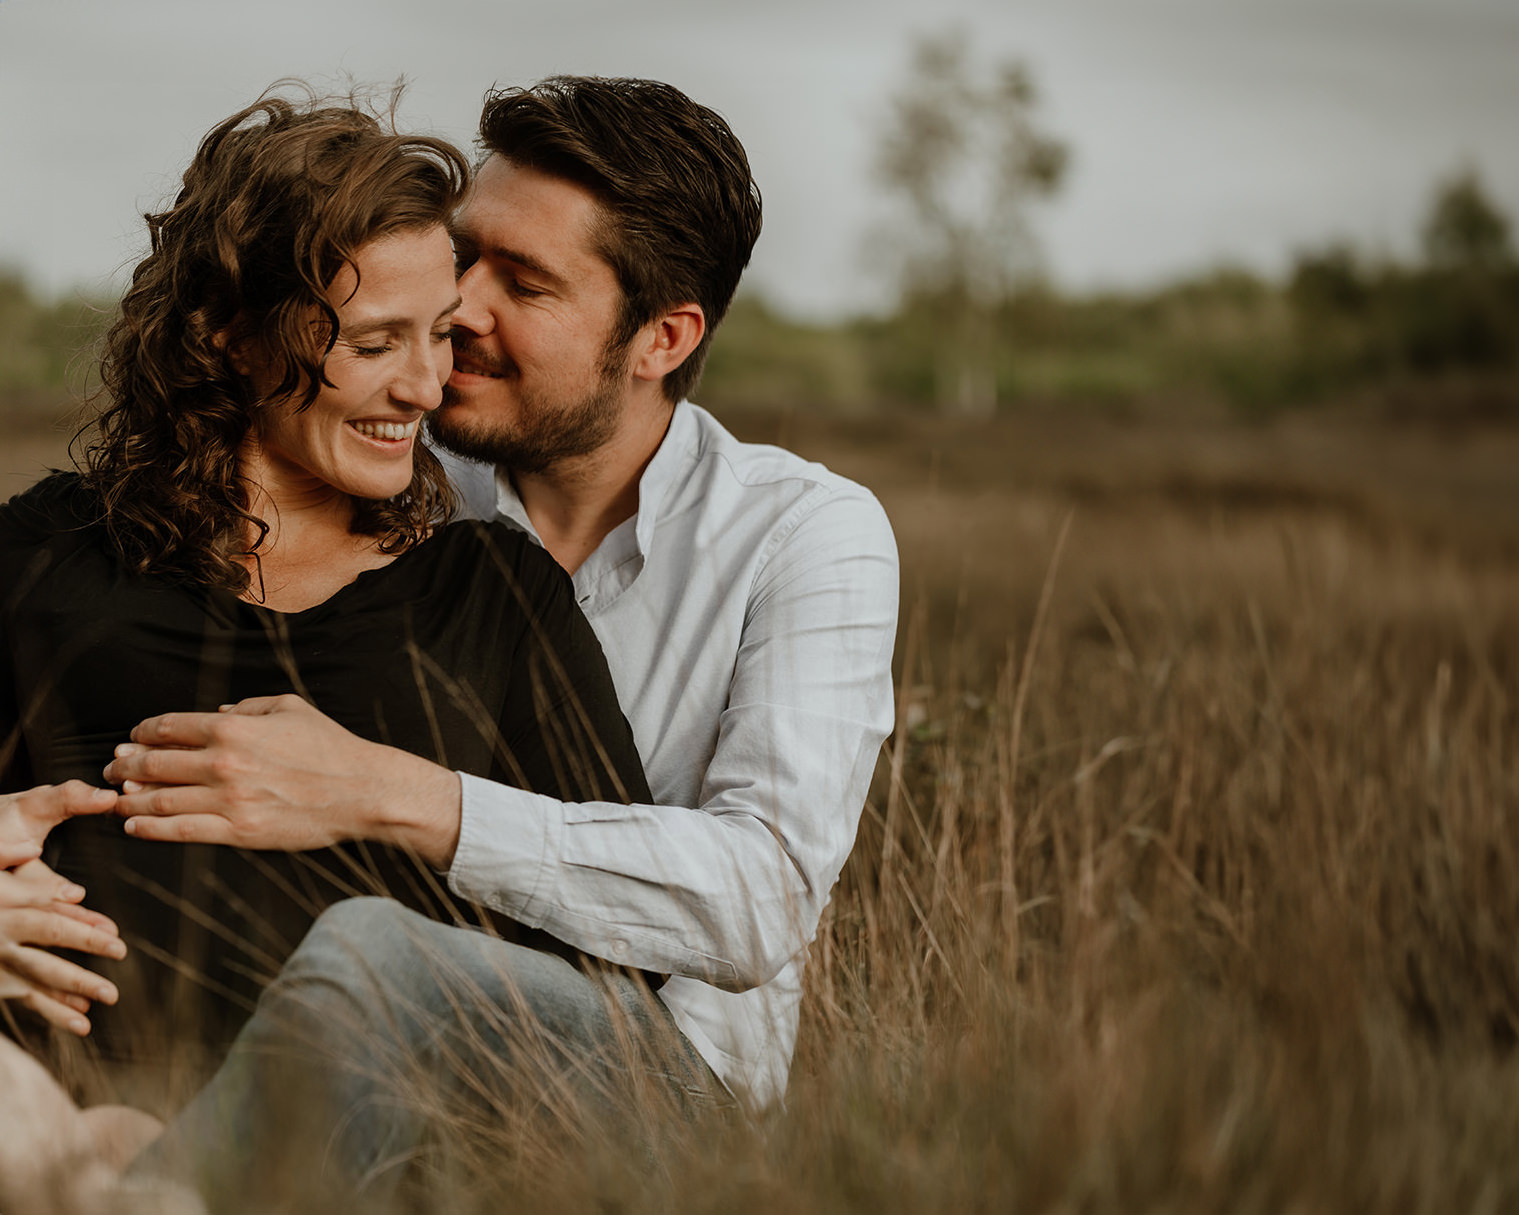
[428,340,626,475]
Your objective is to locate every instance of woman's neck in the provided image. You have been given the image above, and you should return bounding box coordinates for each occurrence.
[237,455,393,613]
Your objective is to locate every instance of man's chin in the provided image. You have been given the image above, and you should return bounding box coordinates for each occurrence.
[426,407,513,466]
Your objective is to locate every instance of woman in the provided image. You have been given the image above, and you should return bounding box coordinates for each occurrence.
[0,91,650,1059]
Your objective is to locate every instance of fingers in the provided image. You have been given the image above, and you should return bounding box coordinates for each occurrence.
[124,697,306,751]
[104,742,217,790]
[0,879,71,911]
[0,976,84,1013]
[47,781,119,822]
[19,988,94,1037]
[126,710,225,749]
[48,902,122,936]
[6,859,87,905]
[1,942,120,1005]
[115,782,226,821]
[122,813,238,847]
[0,907,128,960]
[0,782,116,860]
[221,693,309,717]
[0,841,42,868]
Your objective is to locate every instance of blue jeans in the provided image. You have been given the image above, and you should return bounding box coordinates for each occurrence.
[132,898,722,1212]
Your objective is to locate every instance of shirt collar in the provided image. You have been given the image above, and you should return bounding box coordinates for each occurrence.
[491,400,699,610]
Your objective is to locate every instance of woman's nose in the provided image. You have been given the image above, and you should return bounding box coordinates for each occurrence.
[395,341,447,411]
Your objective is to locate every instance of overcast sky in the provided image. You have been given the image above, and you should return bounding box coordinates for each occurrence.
[2,0,1515,318]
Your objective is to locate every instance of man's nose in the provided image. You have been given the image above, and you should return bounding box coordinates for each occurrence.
[451,261,494,338]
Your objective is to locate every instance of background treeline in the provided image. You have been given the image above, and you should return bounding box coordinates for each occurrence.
[0,274,110,431]
[703,169,1519,421]
[3,172,1515,429]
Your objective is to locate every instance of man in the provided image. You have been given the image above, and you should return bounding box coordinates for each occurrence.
[105,74,898,1188]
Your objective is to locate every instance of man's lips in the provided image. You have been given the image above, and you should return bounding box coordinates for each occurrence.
[449,364,502,381]
[450,345,512,380]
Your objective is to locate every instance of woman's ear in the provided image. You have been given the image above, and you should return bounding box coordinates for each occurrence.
[226,343,255,377]
[213,319,256,377]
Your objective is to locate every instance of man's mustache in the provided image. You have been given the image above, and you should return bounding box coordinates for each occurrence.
[449,335,516,379]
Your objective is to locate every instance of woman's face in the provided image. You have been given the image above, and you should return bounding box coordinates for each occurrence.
[247,225,461,506]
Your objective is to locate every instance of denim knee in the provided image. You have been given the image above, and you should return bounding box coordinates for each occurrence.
[252,897,436,1044]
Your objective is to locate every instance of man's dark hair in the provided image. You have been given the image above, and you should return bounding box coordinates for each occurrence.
[479,76,763,404]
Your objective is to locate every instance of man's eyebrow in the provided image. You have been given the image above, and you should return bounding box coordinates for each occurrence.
[340,298,462,338]
[450,227,568,288]
[493,248,566,286]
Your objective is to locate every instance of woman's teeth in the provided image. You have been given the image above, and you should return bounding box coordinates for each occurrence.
[350,420,414,441]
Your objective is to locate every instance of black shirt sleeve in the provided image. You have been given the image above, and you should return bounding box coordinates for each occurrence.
[0,480,59,794]
[0,630,33,794]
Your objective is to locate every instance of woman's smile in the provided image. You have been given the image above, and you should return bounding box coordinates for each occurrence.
[347,417,422,444]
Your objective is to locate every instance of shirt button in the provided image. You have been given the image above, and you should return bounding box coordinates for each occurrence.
[610,939,630,960]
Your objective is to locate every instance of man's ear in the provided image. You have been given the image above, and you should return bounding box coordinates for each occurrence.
[630,303,705,385]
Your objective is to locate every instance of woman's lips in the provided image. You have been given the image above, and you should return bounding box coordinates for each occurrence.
[348,419,416,441]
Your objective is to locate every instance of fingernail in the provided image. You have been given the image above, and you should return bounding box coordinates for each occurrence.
[123,780,143,794]
[91,787,116,803]
[61,883,86,901]
[96,984,119,1003]
[218,704,234,712]
[71,1016,91,1036]
[114,742,144,757]
[123,819,139,836]
[109,940,127,959]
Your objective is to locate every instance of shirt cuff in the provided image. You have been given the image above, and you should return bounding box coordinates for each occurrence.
[446,771,559,921]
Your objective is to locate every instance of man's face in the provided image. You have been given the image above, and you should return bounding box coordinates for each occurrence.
[430,155,633,473]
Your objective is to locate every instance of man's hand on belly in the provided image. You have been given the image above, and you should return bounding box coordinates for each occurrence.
[103,694,464,869]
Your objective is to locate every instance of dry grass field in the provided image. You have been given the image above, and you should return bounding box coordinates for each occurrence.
[724,407,1519,1214]
[4,405,1518,1212]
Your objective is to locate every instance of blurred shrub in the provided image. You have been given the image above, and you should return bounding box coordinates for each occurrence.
[0,271,113,430]
[1288,171,1517,397]
[700,294,874,411]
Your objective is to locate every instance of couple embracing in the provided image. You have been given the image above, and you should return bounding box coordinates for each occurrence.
[0,74,897,1210]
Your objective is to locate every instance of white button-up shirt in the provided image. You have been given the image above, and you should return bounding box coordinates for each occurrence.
[440,401,899,1106]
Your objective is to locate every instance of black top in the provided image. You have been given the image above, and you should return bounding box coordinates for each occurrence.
[1,472,651,1055]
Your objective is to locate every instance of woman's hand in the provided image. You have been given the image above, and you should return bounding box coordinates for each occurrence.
[0,782,119,868]
[0,860,126,1037]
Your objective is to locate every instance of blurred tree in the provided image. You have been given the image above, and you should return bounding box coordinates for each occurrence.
[0,271,112,429]
[873,29,1067,415]
[1422,169,1513,272]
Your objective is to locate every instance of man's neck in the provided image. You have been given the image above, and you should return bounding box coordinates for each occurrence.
[509,397,676,575]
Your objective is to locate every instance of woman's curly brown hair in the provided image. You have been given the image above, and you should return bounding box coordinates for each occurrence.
[81,86,470,593]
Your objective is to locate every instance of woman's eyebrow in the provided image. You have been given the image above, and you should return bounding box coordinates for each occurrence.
[340,299,461,338]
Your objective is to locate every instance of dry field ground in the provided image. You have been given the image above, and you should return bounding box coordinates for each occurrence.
[4,407,1518,1212]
